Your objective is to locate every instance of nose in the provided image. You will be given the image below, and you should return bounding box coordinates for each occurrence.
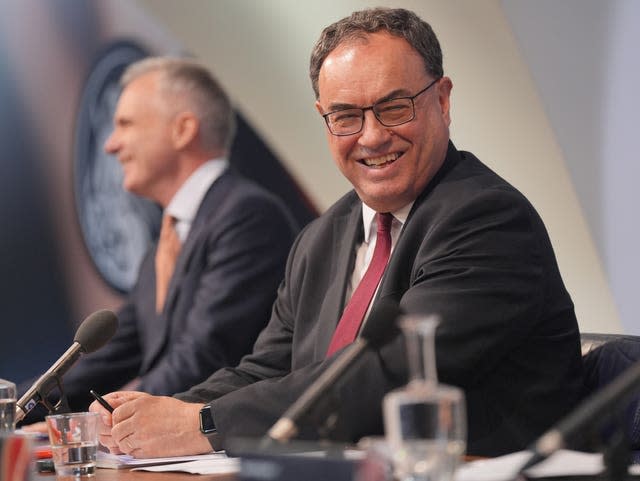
[357,109,393,148]
[103,130,119,155]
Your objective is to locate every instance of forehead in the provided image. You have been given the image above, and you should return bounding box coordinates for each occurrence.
[318,32,427,104]
[115,72,163,117]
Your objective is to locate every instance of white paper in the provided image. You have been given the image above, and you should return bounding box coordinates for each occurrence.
[96,450,227,469]
[455,449,605,481]
[132,457,240,474]
[127,448,363,475]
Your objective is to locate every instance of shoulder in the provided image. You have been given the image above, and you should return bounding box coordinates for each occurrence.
[414,147,540,227]
[297,190,359,237]
[202,169,297,223]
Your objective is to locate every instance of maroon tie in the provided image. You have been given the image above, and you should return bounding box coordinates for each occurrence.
[326,212,393,357]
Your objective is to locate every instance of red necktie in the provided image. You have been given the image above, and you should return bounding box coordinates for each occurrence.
[326,212,393,357]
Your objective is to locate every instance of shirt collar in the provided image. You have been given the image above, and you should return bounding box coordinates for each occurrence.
[361,201,413,243]
[165,158,229,224]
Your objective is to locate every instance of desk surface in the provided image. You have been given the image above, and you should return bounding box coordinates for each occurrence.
[34,469,235,481]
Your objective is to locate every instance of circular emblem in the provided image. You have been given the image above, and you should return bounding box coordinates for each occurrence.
[74,42,161,293]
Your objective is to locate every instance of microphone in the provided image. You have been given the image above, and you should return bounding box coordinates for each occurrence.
[520,358,640,472]
[15,309,118,423]
[266,300,402,444]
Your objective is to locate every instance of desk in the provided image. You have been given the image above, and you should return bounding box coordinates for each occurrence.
[33,469,235,481]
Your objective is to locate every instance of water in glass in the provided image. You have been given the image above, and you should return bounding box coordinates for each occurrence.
[383,316,466,481]
[0,379,16,433]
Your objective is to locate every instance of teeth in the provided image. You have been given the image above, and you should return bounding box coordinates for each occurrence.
[362,153,399,167]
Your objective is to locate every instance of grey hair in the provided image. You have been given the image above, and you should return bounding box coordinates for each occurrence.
[309,7,443,99]
[121,56,236,151]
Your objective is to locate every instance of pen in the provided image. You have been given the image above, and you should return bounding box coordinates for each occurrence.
[89,389,114,413]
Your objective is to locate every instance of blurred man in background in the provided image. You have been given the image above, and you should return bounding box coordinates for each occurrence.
[22,56,297,419]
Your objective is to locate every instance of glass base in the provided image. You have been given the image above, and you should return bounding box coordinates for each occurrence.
[55,464,96,477]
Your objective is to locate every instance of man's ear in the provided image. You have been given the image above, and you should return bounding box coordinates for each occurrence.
[437,77,453,127]
[172,112,199,150]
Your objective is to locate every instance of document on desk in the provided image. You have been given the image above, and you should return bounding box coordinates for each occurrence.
[132,457,240,475]
[455,449,640,481]
[96,450,229,470]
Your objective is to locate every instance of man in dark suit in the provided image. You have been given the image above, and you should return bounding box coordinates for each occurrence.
[22,57,297,420]
[91,9,583,457]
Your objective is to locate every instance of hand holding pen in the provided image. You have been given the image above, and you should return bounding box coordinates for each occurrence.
[90,389,114,413]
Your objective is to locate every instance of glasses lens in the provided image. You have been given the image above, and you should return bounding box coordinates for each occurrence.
[374,98,414,126]
[326,109,363,135]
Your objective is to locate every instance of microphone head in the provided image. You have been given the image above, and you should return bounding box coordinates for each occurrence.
[361,299,403,348]
[73,310,118,353]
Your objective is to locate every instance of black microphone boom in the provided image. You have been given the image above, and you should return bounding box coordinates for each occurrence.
[15,309,118,423]
[521,357,640,472]
[266,300,401,444]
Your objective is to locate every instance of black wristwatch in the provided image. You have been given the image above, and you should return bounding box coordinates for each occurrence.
[199,404,217,435]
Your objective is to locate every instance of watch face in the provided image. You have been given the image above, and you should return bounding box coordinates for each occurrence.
[74,42,161,293]
[200,405,216,433]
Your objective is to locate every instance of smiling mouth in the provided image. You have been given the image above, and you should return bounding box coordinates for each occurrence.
[360,152,401,168]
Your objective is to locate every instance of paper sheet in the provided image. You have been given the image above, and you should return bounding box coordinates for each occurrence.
[132,457,240,474]
[455,449,610,481]
[96,450,227,469]
[103,448,640,477]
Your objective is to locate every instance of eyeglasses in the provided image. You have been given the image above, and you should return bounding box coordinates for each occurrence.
[322,78,441,136]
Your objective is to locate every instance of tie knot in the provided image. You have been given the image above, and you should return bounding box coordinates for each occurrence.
[377,212,393,234]
[162,214,178,228]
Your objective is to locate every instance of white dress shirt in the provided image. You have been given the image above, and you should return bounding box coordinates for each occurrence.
[165,158,229,242]
[346,201,413,324]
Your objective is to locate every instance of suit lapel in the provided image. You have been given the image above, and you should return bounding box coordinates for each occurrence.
[315,201,363,357]
[162,170,234,315]
[145,171,235,370]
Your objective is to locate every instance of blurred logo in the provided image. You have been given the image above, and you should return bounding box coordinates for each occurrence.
[74,42,161,293]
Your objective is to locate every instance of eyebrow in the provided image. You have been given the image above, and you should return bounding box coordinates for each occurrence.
[326,88,413,112]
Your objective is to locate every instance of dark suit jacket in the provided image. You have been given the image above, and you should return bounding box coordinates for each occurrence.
[58,168,298,411]
[177,144,584,456]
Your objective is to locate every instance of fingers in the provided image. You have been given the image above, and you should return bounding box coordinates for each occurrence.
[105,390,148,406]
[90,391,149,425]
[94,395,204,458]
[89,391,148,454]
[98,432,123,454]
[117,434,135,456]
[20,421,47,434]
[109,397,150,454]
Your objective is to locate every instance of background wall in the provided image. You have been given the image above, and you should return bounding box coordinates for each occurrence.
[502,0,640,336]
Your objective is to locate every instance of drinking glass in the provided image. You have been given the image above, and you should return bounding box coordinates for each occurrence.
[0,378,17,433]
[383,315,466,481]
[46,412,99,477]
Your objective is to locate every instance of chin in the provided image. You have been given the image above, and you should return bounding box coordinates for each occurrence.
[122,180,140,195]
[360,187,406,212]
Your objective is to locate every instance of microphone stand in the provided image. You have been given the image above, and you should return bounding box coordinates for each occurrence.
[17,375,70,424]
[521,354,640,480]
[603,425,631,481]
[44,374,71,415]
[521,396,635,481]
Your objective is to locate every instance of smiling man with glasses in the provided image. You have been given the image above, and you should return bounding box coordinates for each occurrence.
[92,7,583,459]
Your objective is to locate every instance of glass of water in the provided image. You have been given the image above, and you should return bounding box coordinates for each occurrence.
[383,315,466,481]
[46,412,99,477]
[0,378,17,433]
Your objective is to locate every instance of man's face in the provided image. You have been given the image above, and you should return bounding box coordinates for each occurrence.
[316,32,453,213]
[104,71,179,204]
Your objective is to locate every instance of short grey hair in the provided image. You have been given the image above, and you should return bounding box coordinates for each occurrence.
[121,56,236,151]
[309,7,443,99]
